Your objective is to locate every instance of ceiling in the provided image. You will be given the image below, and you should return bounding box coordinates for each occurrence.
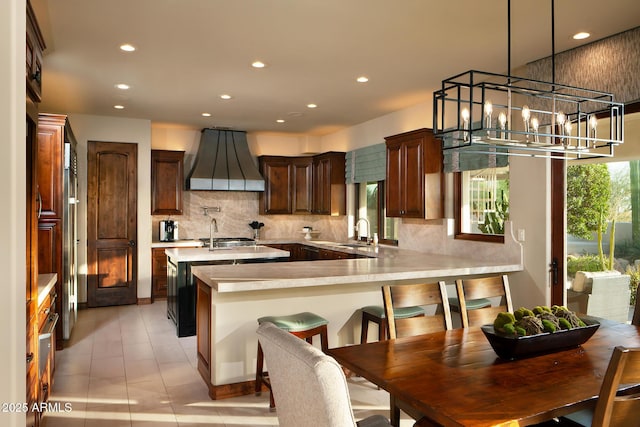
[33,0,640,136]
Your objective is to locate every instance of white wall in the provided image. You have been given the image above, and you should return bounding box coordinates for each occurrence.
[68,114,152,302]
[1,2,26,426]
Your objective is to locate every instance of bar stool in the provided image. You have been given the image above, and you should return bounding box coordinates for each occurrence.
[255,311,329,410]
[360,305,425,343]
[448,297,492,325]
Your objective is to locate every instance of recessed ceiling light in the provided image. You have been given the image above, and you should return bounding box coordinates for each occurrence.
[356,76,369,83]
[276,119,285,123]
[202,113,211,117]
[573,32,590,40]
[119,44,136,52]
[115,83,130,90]
[251,61,266,68]
[307,103,317,109]
[220,94,232,100]
[114,105,125,110]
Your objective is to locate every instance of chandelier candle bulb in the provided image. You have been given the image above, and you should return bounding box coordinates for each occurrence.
[498,112,507,139]
[589,115,598,143]
[531,117,540,143]
[484,101,493,135]
[461,108,470,141]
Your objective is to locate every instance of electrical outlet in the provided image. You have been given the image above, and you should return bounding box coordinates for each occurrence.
[517,228,525,242]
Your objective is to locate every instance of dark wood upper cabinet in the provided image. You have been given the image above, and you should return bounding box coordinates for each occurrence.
[292,157,313,214]
[26,1,45,103]
[260,153,345,216]
[385,128,443,219]
[259,156,293,214]
[312,152,346,216]
[151,150,184,215]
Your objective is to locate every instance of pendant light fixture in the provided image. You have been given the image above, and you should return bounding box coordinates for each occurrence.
[433,0,624,160]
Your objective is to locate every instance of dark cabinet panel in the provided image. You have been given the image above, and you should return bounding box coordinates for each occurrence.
[259,157,292,214]
[151,150,184,215]
[312,152,346,215]
[385,128,443,219]
[26,1,45,103]
[152,248,169,299]
[260,152,345,216]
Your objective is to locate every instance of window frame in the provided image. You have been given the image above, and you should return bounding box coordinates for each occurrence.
[453,172,505,243]
[355,180,398,246]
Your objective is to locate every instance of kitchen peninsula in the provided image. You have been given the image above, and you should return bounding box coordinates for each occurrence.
[165,245,289,337]
[191,241,523,400]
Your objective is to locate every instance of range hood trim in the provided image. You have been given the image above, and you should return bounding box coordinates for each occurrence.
[187,129,265,192]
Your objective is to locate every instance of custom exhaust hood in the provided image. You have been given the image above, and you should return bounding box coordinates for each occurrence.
[186,129,265,191]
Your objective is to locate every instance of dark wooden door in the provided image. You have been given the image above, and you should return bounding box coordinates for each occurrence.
[550,156,565,306]
[87,141,137,307]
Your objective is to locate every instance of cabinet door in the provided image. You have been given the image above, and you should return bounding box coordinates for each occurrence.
[259,157,292,214]
[37,124,63,219]
[151,150,184,215]
[152,248,169,299]
[385,140,403,217]
[196,279,211,383]
[312,152,346,216]
[26,2,44,103]
[292,158,313,214]
[385,129,442,219]
[401,137,425,218]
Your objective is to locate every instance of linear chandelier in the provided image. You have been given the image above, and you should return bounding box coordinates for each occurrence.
[433,0,624,160]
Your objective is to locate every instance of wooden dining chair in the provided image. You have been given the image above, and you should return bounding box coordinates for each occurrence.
[454,274,513,328]
[382,282,452,427]
[560,346,640,427]
[382,281,452,339]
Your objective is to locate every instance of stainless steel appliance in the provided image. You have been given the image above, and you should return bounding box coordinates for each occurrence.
[160,220,179,241]
[197,236,255,248]
[62,141,78,340]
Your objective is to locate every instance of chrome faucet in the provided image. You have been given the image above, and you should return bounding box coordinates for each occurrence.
[208,217,218,251]
[355,217,371,244]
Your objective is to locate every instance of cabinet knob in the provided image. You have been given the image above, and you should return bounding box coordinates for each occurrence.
[129,240,136,247]
[26,353,34,364]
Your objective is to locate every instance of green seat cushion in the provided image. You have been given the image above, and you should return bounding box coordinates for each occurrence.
[258,312,328,332]
[361,305,425,319]
[448,297,492,311]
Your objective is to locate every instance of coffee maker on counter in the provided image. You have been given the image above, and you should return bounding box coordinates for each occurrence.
[160,219,179,242]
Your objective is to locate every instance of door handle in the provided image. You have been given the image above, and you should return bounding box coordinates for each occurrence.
[129,240,136,247]
[550,258,559,285]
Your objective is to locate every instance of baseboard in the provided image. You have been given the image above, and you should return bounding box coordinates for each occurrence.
[137,297,152,305]
[77,302,88,310]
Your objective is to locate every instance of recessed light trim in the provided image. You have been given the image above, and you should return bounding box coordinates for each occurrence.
[356,76,369,83]
[573,32,590,40]
[202,113,211,117]
[115,83,130,90]
[119,44,136,52]
[251,61,266,68]
[306,103,317,109]
[114,105,125,110]
[220,94,233,100]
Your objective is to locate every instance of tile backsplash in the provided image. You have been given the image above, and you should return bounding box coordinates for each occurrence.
[152,190,348,242]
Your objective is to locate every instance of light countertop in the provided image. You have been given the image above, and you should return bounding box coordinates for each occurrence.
[165,245,289,262]
[37,273,57,307]
[191,244,522,293]
[151,240,203,248]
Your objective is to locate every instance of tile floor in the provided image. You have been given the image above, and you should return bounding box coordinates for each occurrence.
[43,302,412,427]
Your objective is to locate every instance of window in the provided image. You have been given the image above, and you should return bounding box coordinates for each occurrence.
[454,166,509,242]
[355,181,398,244]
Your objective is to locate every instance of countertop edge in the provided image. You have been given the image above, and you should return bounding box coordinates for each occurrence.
[37,273,57,307]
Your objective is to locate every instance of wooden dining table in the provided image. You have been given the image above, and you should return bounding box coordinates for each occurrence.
[328,318,640,427]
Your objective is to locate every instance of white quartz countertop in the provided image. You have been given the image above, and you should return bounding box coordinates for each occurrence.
[191,244,522,293]
[165,246,289,262]
[37,273,57,307]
